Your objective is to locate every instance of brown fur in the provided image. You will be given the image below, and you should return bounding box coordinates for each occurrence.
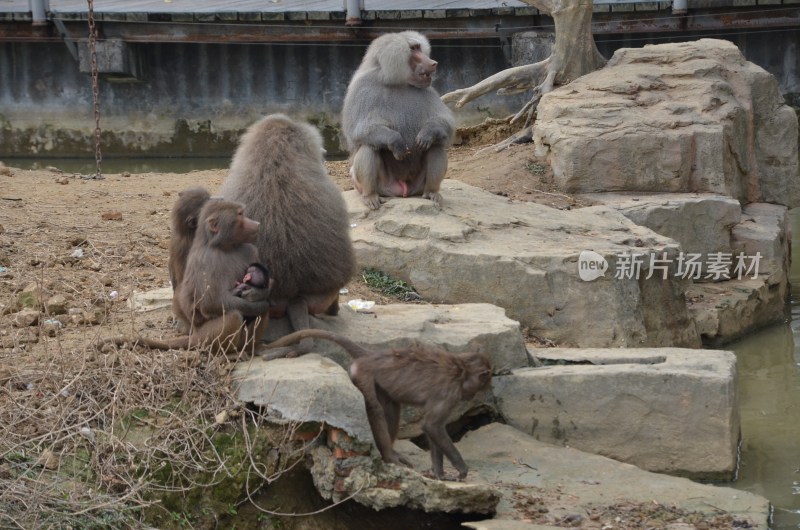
[168,186,211,291]
[342,31,455,209]
[219,114,356,354]
[98,200,272,356]
[264,329,493,480]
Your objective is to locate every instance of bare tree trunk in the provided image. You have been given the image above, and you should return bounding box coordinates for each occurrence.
[442,0,606,150]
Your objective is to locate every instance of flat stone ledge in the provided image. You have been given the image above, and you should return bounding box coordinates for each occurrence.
[263,302,530,375]
[493,348,740,479]
[456,424,768,528]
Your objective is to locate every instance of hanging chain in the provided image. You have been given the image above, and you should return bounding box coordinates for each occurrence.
[87,0,103,179]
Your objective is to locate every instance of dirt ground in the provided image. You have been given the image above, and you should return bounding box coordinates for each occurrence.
[0,141,568,354]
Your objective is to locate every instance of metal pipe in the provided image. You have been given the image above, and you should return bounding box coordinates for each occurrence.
[29,0,49,26]
[672,0,688,15]
[345,0,363,26]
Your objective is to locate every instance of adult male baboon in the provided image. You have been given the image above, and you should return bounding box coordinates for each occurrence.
[219,114,355,354]
[264,329,493,480]
[342,30,455,209]
[98,200,271,356]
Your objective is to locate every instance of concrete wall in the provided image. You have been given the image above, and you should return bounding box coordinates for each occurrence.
[0,39,519,158]
[0,30,798,158]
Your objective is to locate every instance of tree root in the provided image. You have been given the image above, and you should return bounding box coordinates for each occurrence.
[445,58,556,154]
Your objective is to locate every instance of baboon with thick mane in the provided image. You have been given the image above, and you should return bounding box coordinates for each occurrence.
[219,114,356,353]
[342,30,455,209]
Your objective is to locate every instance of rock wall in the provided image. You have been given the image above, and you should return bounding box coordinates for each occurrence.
[533,39,799,208]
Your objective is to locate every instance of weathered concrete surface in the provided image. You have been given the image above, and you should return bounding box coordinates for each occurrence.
[534,39,799,207]
[423,424,768,528]
[579,192,742,280]
[346,181,701,349]
[493,348,739,479]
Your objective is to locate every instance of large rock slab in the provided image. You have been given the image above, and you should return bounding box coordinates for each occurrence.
[493,348,739,479]
[233,354,375,443]
[534,39,799,207]
[579,192,742,280]
[688,276,788,345]
[347,181,701,348]
[688,203,790,344]
[454,424,768,528]
[732,202,790,281]
[263,302,529,375]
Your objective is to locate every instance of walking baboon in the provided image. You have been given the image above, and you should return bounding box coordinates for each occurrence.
[219,114,356,355]
[98,200,271,356]
[264,329,493,480]
[342,30,455,209]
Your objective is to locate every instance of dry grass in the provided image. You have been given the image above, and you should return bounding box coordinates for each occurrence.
[0,329,314,528]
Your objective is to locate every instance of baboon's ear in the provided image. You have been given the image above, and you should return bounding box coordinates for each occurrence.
[207,215,220,234]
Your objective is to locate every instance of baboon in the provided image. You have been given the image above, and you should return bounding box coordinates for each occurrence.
[232,262,271,300]
[98,200,272,356]
[219,114,356,355]
[264,329,493,480]
[168,186,211,291]
[342,30,456,209]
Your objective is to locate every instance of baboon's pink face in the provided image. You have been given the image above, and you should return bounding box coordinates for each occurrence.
[407,41,437,88]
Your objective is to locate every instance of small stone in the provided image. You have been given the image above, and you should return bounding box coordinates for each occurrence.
[0,162,11,176]
[37,449,59,470]
[13,309,40,327]
[55,177,69,185]
[45,295,68,315]
[121,171,131,178]
[101,211,123,221]
[46,166,63,174]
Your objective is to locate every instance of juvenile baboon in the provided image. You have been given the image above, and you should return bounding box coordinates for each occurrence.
[98,200,271,356]
[219,114,356,355]
[342,30,455,209]
[168,186,211,291]
[264,329,493,480]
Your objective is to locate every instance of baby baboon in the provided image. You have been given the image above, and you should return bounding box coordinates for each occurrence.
[232,262,271,300]
[342,30,455,209]
[219,114,356,355]
[264,329,493,480]
[98,200,272,356]
[168,186,211,291]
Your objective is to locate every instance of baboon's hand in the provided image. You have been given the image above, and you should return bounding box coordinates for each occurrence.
[422,191,443,207]
[361,193,383,210]
[415,128,438,151]
[235,284,271,303]
[389,138,412,160]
